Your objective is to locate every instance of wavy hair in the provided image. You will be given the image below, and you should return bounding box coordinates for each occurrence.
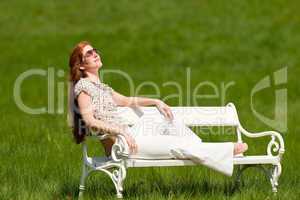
[67,41,90,144]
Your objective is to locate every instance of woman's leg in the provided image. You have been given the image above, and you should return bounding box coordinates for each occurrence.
[124,115,205,159]
[171,142,248,176]
[172,142,235,176]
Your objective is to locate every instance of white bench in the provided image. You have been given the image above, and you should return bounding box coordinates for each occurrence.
[78,102,285,198]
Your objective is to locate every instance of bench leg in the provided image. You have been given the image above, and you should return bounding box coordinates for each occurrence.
[110,165,127,199]
[232,165,247,192]
[233,164,281,193]
[78,163,88,199]
[270,163,281,193]
[78,159,126,198]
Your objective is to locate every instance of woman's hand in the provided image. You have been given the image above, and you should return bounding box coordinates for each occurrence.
[122,131,138,154]
[155,100,174,121]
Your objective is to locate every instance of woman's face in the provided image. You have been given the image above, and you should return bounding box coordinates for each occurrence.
[80,45,102,72]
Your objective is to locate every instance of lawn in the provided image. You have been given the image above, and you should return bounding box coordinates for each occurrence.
[0,0,299,199]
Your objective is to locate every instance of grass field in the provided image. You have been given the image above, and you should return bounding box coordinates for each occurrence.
[0,0,299,199]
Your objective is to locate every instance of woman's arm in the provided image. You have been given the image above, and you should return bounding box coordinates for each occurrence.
[112,90,174,120]
[78,91,127,135]
[112,90,158,106]
[77,92,137,153]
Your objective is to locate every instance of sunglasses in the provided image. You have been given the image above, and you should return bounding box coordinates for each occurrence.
[84,48,99,58]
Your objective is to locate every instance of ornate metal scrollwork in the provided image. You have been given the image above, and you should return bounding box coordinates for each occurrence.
[111,143,124,162]
[227,102,285,159]
[267,135,280,156]
[80,134,128,198]
[111,134,129,162]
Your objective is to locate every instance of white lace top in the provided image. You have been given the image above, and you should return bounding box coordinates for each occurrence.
[74,78,126,128]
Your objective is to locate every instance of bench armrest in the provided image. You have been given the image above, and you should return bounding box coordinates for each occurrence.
[95,133,129,162]
[226,103,285,159]
[238,125,285,159]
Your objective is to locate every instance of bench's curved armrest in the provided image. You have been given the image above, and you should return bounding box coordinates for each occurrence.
[111,134,129,162]
[81,133,128,165]
[227,102,285,159]
[238,125,285,158]
[94,133,129,162]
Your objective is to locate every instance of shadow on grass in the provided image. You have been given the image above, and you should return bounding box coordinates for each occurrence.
[90,168,237,199]
[123,177,236,199]
[55,166,277,199]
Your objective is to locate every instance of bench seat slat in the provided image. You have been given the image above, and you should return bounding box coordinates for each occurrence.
[124,156,279,167]
[89,156,279,168]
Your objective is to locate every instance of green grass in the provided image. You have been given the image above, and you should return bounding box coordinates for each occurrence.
[0,0,299,199]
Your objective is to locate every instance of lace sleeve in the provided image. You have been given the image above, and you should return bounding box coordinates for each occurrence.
[74,79,92,98]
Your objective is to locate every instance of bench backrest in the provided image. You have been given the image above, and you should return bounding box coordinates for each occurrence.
[117,106,240,126]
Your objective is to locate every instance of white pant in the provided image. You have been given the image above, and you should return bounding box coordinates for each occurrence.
[123,115,234,176]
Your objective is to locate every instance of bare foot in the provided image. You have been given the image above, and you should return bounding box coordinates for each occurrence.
[233,143,248,155]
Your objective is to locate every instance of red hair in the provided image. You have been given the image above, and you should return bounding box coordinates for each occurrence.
[68,41,90,144]
[69,41,90,82]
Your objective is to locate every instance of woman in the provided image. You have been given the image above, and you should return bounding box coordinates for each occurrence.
[68,41,248,176]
